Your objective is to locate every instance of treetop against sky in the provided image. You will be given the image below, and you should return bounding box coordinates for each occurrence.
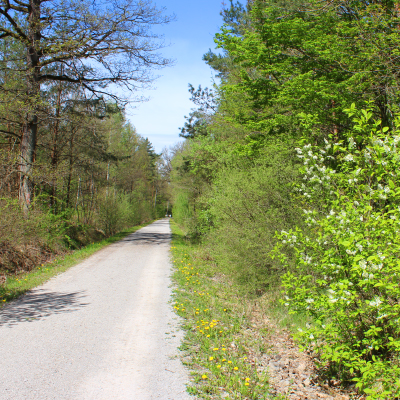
[128,0,239,152]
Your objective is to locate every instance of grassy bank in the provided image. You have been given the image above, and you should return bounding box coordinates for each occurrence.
[0,222,151,304]
[170,220,280,399]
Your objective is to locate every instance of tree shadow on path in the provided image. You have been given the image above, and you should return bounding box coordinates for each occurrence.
[0,289,88,327]
[119,232,172,245]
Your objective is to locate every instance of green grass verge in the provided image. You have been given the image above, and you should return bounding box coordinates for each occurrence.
[0,222,152,304]
[170,220,280,400]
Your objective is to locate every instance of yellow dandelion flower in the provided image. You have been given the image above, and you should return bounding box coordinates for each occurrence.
[217,365,221,369]
[201,375,208,380]
[209,356,214,361]
[213,348,219,351]
[234,367,238,371]
[245,382,249,386]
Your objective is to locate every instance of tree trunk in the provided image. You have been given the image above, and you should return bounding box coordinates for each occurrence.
[50,76,63,211]
[19,113,38,212]
[66,127,77,208]
[19,0,41,214]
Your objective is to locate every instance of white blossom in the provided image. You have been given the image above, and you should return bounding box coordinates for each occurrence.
[343,154,354,162]
[369,297,382,307]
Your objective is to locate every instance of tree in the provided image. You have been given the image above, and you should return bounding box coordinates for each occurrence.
[179,84,216,139]
[0,0,173,212]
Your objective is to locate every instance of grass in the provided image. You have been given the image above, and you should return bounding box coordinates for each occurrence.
[255,287,310,334]
[170,220,280,399]
[0,222,151,304]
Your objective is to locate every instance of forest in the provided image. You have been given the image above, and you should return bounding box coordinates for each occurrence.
[2,0,400,397]
[170,0,400,397]
[0,0,171,273]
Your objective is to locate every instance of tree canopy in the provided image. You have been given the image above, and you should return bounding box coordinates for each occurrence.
[0,0,173,211]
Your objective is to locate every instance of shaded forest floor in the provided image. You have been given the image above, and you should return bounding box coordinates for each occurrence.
[170,220,362,400]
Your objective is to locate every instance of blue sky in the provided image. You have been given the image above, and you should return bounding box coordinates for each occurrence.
[126,0,228,153]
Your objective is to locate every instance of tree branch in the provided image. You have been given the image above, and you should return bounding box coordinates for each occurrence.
[0,6,27,41]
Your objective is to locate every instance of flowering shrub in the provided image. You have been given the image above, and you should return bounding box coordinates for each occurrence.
[275,106,400,398]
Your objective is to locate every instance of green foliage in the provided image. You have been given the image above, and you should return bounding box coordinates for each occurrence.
[0,198,68,246]
[214,0,400,137]
[97,195,124,237]
[170,220,272,399]
[179,84,216,139]
[170,1,400,395]
[204,138,302,295]
[0,197,70,273]
[275,108,400,397]
[172,191,193,230]
[0,102,167,275]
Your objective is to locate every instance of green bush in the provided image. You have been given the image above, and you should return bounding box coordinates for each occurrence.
[275,106,400,398]
[204,139,302,295]
[97,192,142,236]
[0,197,69,273]
[172,191,193,230]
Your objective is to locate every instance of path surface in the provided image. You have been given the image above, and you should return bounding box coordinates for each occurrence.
[0,219,190,400]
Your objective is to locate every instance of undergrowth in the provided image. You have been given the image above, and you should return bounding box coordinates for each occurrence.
[170,219,281,399]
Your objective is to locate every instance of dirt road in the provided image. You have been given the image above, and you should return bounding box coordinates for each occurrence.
[0,219,190,400]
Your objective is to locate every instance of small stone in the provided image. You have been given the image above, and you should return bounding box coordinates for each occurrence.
[280,379,290,388]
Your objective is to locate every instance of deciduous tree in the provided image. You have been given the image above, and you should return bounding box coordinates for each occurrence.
[0,0,172,211]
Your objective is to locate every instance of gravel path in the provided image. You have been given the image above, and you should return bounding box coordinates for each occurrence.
[0,219,191,400]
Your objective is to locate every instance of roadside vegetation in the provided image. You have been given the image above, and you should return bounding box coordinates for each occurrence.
[0,1,172,283]
[170,1,400,398]
[2,0,400,397]
[170,220,274,399]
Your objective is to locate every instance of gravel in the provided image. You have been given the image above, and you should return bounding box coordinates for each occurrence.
[0,219,191,400]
